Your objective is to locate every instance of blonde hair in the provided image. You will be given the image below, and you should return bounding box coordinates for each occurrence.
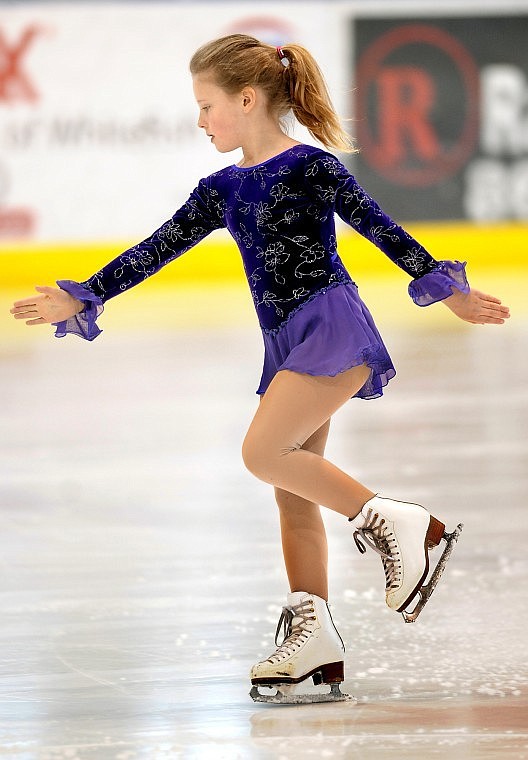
[189,34,357,153]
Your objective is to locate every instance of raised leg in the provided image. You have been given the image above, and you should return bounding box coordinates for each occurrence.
[243,366,376,519]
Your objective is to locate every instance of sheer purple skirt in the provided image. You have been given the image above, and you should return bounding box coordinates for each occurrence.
[257,282,396,400]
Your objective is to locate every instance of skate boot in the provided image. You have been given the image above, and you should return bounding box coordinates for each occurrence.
[249,591,354,704]
[350,495,463,623]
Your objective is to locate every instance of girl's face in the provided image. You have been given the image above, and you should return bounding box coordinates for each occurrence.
[192,74,247,153]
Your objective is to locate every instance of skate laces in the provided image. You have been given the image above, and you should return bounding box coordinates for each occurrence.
[352,509,402,591]
[265,600,317,664]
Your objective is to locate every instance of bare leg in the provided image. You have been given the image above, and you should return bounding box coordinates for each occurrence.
[246,366,457,626]
[243,366,376,519]
[276,420,331,601]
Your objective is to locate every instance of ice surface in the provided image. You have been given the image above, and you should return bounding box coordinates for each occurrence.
[1,316,527,759]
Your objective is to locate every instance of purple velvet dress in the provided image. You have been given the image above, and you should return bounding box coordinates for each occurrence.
[55,144,469,399]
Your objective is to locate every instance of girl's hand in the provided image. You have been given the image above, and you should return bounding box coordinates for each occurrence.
[10,286,83,326]
[443,288,510,325]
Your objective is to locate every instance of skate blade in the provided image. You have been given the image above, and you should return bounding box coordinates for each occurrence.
[402,522,464,624]
[250,682,355,705]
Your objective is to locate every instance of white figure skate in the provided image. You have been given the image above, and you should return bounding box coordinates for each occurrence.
[350,495,463,623]
[249,591,355,704]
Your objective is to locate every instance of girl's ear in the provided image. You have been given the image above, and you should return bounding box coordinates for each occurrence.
[241,87,257,112]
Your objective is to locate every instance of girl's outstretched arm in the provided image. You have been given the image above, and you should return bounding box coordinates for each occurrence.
[303,151,511,325]
[443,288,510,325]
[10,177,225,341]
[10,285,83,326]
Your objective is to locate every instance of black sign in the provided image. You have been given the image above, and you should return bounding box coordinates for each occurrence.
[349,16,528,221]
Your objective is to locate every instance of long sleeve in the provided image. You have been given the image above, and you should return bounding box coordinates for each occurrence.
[304,152,469,304]
[79,177,225,302]
[55,177,225,339]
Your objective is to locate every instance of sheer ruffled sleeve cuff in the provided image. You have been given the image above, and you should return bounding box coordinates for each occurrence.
[54,280,104,341]
[408,260,469,307]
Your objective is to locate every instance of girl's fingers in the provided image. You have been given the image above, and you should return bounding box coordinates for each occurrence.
[11,287,52,308]
[473,292,510,322]
[485,306,509,320]
[481,303,507,315]
[11,297,48,322]
[26,317,47,326]
[13,309,40,320]
[11,299,38,311]
[480,295,507,309]
[478,312,507,324]
[479,292,502,305]
[11,287,56,313]
[35,285,57,295]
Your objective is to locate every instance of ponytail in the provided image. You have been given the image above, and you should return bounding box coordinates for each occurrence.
[190,35,357,154]
[280,43,357,153]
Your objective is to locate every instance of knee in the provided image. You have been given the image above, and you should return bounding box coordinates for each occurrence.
[242,430,299,483]
[241,430,269,482]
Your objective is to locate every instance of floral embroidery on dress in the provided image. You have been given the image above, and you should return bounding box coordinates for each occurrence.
[114,249,154,279]
[256,242,290,286]
[256,286,311,319]
[400,247,429,274]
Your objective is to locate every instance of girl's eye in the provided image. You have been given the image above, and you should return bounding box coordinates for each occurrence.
[201,106,210,112]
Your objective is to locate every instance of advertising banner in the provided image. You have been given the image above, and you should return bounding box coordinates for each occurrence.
[350,15,528,222]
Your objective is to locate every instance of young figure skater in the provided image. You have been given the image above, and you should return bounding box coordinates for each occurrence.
[11,34,509,704]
